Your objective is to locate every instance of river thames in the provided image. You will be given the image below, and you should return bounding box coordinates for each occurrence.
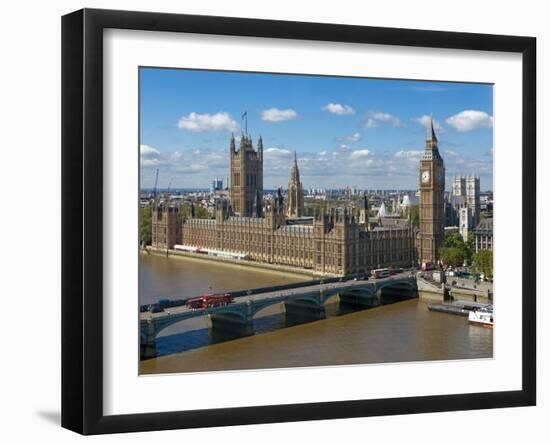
[139,253,492,375]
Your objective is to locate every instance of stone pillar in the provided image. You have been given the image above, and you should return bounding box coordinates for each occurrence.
[140,320,157,360]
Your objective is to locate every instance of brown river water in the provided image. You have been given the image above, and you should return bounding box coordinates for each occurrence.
[139,253,492,375]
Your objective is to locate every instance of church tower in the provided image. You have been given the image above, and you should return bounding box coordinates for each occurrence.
[285,151,305,218]
[229,133,263,216]
[418,118,445,265]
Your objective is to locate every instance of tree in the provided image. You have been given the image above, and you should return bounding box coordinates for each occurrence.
[179,202,212,220]
[472,249,493,281]
[466,231,476,263]
[140,206,152,246]
[408,204,419,227]
[439,246,465,268]
[444,233,465,249]
[441,232,475,265]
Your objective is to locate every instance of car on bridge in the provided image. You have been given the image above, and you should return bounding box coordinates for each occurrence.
[185,293,233,310]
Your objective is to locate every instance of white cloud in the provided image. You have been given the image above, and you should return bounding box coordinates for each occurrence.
[346,132,362,142]
[444,149,458,156]
[350,149,371,160]
[261,108,298,122]
[177,112,239,132]
[140,144,160,156]
[322,103,355,115]
[141,158,161,167]
[140,144,162,167]
[394,150,423,159]
[414,115,444,134]
[446,110,493,132]
[364,112,401,128]
[265,147,292,157]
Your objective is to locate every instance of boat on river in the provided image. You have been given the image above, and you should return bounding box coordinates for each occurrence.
[468,307,494,328]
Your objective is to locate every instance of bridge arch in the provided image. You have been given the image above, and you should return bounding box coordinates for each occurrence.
[142,307,249,342]
[376,279,417,292]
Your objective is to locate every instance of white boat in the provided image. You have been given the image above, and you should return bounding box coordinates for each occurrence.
[468,307,494,328]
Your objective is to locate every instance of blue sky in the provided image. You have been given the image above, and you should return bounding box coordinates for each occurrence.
[140,67,493,190]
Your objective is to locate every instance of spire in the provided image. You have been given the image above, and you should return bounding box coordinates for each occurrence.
[290,151,300,183]
[257,134,263,159]
[426,116,437,143]
[424,115,440,158]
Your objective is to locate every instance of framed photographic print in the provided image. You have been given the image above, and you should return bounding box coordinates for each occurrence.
[62,8,536,435]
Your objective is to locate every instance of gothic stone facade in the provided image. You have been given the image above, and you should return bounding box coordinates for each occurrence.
[152,133,417,276]
[285,152,305,218]
[229,134,263,217]
[154,200,416,276]
[418,119,446,265]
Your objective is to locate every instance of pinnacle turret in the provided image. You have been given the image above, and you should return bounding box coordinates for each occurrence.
[426,116,437,143]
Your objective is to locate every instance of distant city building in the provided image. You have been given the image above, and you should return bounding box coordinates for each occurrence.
[209,177,224,193]
[400,194,415,208]
[448,174,480,226]
[466,175,481,224]
[285,151,305,218]
[474,217,493,252]
[459,206,473,242]
[378,201,388,218]
[452,175,466,197]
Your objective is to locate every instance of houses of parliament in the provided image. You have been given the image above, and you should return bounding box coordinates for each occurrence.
[151,121,445,275]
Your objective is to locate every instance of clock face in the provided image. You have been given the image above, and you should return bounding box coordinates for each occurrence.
[421,170,430,183]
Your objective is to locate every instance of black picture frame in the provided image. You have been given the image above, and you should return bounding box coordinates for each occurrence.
[62,8,536,435]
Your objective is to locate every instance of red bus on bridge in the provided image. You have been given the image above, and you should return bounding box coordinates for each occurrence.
[185,293,233,309]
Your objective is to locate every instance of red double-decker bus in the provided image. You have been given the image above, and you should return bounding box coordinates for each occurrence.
[185,293,233,309]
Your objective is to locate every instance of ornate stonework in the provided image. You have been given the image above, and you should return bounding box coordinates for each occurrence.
[418,118,446,265]
[152,134,417,276]
[229,133,263,217]
[285,151,305,218]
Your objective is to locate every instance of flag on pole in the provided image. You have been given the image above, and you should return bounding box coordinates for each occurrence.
[241,111,248,134]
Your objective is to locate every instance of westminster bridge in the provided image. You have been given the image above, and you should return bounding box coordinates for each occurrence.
[140,274,418,358]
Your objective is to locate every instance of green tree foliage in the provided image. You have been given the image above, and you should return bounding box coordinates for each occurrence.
[439,247,465,268]
[472,249,493,281]
[439,232,474,266]
[304,201,329,217]
[444,232,465,249]
[140,206,152,246]
[179,202,211,219]
[408,204,420,227]
[466,232,475,262]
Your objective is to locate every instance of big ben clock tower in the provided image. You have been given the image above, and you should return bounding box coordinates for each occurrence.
[418,118,445,265]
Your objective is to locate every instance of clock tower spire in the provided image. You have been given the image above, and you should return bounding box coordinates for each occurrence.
[418,117,445,266]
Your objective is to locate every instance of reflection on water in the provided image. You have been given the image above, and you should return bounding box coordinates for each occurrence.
[139,254,493,374]
[154,300,371,357]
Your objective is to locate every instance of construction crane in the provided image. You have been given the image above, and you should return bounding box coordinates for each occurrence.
[152,168,159,202]
[167,179,173,195]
